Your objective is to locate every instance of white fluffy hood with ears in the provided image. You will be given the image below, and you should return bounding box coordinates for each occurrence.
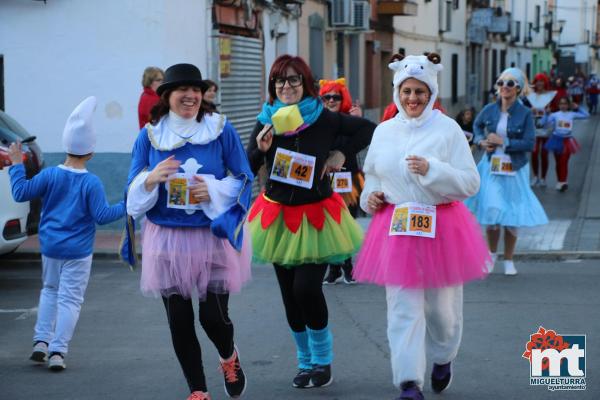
[389,54,443,127]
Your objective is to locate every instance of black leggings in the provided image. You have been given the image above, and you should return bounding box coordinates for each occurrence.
[273,263,329,332]
[162,292,234,392]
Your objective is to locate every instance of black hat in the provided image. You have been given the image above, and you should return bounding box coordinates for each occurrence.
[156,63,208,96]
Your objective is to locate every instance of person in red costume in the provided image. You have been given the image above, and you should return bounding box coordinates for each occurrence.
[137,66,164,129]
[549,77,568,112]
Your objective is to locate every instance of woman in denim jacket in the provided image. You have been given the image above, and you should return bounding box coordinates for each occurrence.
[465,67,548,275]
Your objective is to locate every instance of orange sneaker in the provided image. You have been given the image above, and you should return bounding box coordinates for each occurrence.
[187,391,211,400]
[219,346,247,398]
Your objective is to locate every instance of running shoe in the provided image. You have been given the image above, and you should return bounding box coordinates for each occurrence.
[397,381,424,400]
[30,341,48,363]
[292,368,314,388]
[323,266,342,285]
[48,352,66,371]
[187,391,211,400]
[219,346,246,398]
[431,361,452,393]
[310,364,333,387]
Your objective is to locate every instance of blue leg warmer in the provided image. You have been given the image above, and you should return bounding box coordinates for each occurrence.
[291,330,312,370]
[307,326,333,366]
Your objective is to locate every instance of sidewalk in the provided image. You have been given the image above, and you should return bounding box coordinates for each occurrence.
[10,115,600,260]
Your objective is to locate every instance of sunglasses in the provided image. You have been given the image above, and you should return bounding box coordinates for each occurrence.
[274,75,303,88]
[496,79,518,88]
[322,94,342,102]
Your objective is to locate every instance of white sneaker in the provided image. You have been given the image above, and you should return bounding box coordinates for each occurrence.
[556,182,568,192]
[539,179,547,187]
[530,177,540,187]
[504,260,518,276]
[488,253,497,273]
[30,341,48,363]
[48,353,66,371]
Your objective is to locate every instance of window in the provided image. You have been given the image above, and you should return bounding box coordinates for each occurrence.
[513,20,521,42]
[535,5,541,32]
[500,50,507,71]
[453,0,459,10]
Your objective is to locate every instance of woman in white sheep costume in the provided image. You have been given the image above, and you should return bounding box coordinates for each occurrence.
[353,53,490,400]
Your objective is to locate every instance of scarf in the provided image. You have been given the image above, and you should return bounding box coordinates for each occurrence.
[257,97,323,135]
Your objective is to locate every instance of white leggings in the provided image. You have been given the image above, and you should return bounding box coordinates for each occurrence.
[386,285,463,389]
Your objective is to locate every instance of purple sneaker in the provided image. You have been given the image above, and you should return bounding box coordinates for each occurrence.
[431,361,452,393]
[396,381,424,400]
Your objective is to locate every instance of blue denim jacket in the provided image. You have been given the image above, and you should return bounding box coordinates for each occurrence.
[473,100,535,171]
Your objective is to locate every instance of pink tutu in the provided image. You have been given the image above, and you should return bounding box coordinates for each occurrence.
[141,220,252,299]
[354,202,490,288]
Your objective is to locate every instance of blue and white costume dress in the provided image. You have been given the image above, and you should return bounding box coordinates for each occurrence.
[125,111,254,299]
[465,102,548,232]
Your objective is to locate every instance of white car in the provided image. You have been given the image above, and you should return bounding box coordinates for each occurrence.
[0,145,29,254]
[0,110,44,255]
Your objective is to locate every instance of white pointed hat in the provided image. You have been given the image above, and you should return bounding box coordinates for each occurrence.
[62,96,97,155]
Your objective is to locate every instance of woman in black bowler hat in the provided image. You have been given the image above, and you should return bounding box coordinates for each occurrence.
[125,63,254,400]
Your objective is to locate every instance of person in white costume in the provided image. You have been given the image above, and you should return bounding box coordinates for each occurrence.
[353,53,490,400]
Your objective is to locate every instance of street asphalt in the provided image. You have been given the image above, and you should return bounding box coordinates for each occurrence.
[0,258,598,399]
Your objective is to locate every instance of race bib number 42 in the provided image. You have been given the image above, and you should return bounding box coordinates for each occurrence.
[270,147,316,189]
[389,202,436,238]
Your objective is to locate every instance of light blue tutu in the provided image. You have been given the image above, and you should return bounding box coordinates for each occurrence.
[465,156,548,227]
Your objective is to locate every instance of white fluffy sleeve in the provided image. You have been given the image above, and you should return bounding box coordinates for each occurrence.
[416,128,480,201]
[127,171,159,219]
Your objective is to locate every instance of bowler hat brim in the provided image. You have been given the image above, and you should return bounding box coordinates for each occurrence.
[156,79,208,96]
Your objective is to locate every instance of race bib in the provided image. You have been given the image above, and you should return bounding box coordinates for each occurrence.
[532,108,545,118]
[389,202,436,238]
[331,171,352,193]
[166,173,204,211]
[490,154,516,176]
[270,147,316,189]
[557,120,572,131]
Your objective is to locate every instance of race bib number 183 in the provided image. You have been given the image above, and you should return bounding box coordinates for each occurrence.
[389,202,436,238]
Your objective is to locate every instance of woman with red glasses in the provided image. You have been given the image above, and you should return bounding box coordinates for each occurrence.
[466,68,548,276]
[318,78,364,285]
[246,55,375,390]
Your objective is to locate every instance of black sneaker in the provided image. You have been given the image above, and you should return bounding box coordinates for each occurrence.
[219,346,247,398]
[310,364,333,387]
[431,361,452,393]
[341,261,356,285]
[397,381,424,400]
[323,266,342,285]
[292,368,313,388]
